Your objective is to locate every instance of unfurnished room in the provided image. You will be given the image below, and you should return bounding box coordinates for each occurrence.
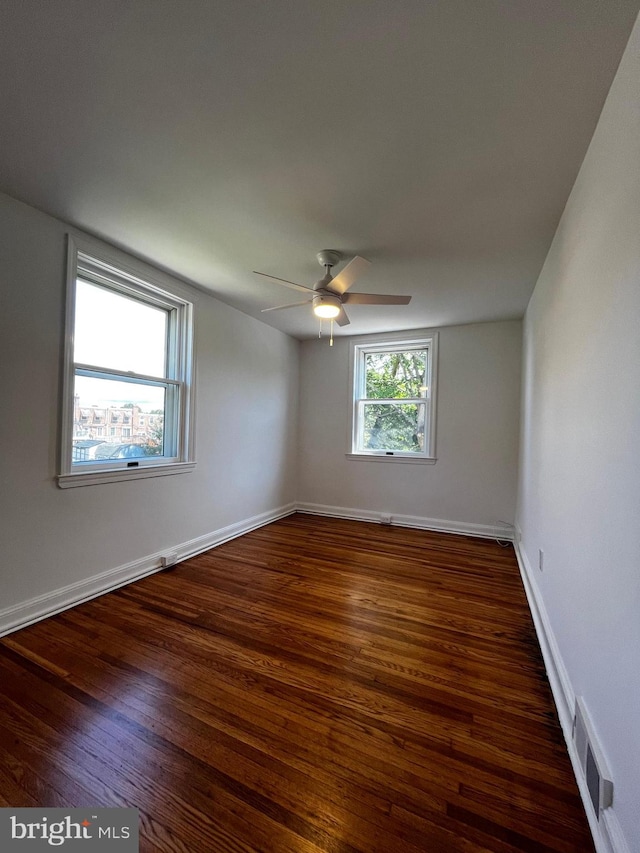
[0,2,639,852]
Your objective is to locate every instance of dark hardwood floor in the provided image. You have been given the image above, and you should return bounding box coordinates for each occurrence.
[0,514,594,852]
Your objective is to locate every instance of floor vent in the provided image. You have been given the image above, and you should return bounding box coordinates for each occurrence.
[572,697,613,819]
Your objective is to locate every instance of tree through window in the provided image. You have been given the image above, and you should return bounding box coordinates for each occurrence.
[351,336,437,459]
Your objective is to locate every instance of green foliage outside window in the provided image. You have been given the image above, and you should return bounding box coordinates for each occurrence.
[362,350,427,452]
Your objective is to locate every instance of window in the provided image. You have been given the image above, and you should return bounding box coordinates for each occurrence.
[349,332,437,462]
[59,237,195,488]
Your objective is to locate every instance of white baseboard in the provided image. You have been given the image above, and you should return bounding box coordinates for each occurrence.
[601,810,632,853]
[296,502,513,540]
[514,542,575,729]
[0,502,296,639]
[513,541,630,853]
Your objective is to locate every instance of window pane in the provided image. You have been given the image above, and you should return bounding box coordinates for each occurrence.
[72,374,166,462]
[74,280,168,377]
[365,350,427,399]
[360,402,425,452]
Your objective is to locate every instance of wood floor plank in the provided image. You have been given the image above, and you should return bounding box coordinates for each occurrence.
[0,514,594,852]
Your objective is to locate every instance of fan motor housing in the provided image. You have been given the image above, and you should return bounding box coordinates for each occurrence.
[316,249,342,268]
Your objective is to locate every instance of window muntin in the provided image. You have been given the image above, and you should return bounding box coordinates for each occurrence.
[351,336,437,459]
[59,240,195,486]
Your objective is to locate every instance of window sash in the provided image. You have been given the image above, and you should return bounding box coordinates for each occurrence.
[357,343,428,382]
[71,368,182,467]
[363,350,428,400]
[75,253,188,385]
[355,400,429,455]
[74,277,170,378]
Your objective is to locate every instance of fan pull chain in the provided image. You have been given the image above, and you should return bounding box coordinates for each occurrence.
[318,319,322,339]
[330,319,334,346]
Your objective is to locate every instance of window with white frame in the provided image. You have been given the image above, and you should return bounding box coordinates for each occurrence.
[59,238,195,488]
[349,333,437,461]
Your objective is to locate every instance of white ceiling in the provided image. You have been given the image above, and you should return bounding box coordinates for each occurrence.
[1,1,638,339]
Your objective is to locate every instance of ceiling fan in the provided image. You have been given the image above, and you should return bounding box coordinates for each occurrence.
[254,250,411,328]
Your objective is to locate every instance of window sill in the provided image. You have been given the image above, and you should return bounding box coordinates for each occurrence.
[57,461,196,489]
[345,453,437,465]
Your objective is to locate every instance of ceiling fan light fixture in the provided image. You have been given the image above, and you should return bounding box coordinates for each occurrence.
[313,294,341,319]
[255,250,410,332]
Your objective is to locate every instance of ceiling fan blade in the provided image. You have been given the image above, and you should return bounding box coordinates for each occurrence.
[261,299,313,313]
[342,293,412,305]
[335,306,350,327]
[329,256,371,295]
[253,271,315,293]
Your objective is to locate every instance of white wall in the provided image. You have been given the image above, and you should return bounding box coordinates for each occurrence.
[0,192,299,625]
[516,15,640,852]
[298,320,521,535]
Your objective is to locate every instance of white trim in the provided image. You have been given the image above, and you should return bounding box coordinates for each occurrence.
[345,453,437,465]
[0,503,296,638]
[514,542,574,726]
[60,235,196,486]
[60,236,80,475]
[296,502,510,540]
[57,461,196,488]
[347,329,439,460]
[601,811,632,853]
[513,540,630,853]
[67,231,201,305]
